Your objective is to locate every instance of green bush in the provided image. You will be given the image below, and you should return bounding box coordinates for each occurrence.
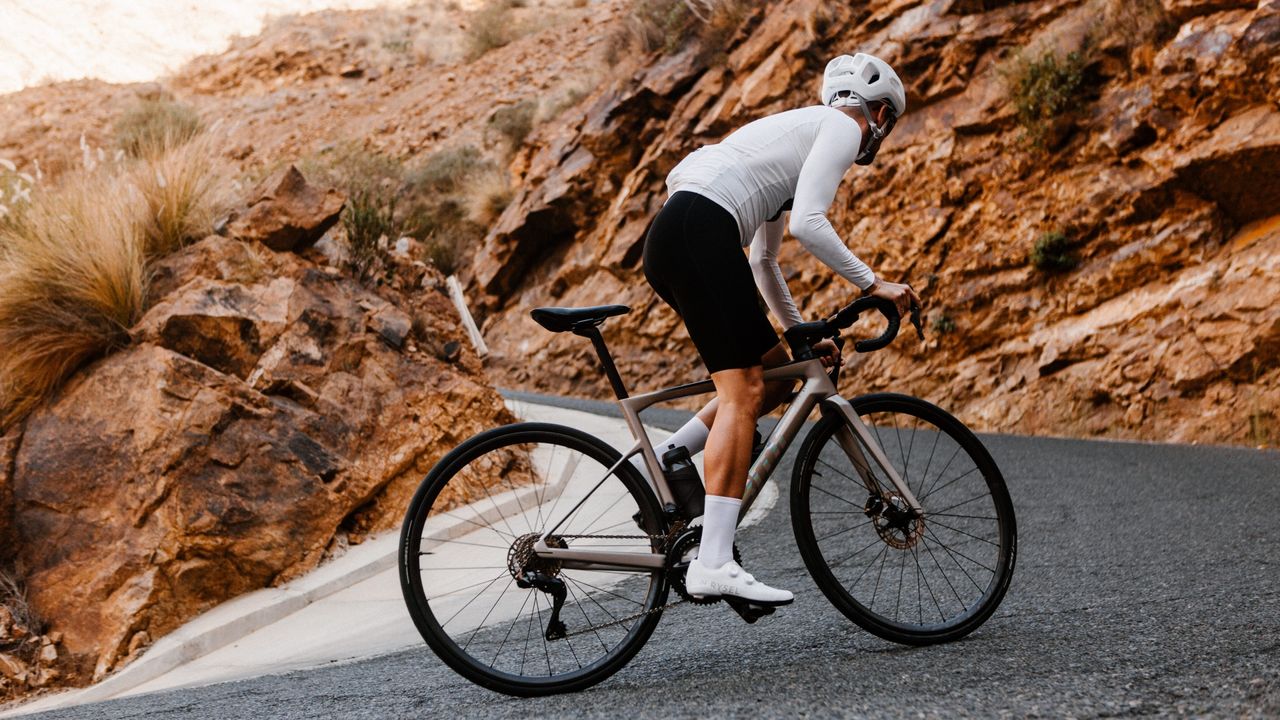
[343,190,396,280]
[1030,230,1079,273]
[115,99,204,158]
[1002,46,1088,150]
[932,312,957,335]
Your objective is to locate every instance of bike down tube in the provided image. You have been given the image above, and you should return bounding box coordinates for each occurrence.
[822,395,923,513]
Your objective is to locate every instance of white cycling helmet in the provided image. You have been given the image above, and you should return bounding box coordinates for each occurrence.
[820,53,906,165]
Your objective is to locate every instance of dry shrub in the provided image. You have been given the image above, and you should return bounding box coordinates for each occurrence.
[488,100,537,149]
[406,145,482,193]
[302,142,407,279]
[114,98,204,158]
[0,121,225,428]
[1096,0,1176,49]
[0,569,43,643]
[612,0,750,62]
[0,170,147,429]
[1029,230,1079,273]
[132,135,227,256]
[463,167,514,226]
[466,1,518,59]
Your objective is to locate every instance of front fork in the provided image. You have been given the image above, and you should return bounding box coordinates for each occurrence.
[821,397,924,515]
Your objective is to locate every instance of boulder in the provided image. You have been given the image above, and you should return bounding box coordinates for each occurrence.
[228,166,345,252]
[5,235,514,684]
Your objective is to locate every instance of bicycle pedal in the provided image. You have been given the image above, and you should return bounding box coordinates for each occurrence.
[723,597,778,624]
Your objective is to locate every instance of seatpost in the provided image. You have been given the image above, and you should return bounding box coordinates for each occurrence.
[572,324,629,399]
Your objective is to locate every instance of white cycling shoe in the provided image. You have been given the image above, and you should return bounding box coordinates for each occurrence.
[685,559,794,606]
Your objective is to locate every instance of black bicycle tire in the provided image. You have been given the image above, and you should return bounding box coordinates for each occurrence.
[399,422,669,696]
[790,393,1017,645]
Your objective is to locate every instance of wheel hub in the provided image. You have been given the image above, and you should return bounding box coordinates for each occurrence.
[865,493,924,549]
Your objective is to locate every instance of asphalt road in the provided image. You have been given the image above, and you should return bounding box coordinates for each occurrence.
[26,391,1280,719]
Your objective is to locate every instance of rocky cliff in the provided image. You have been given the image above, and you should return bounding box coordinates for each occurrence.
[473,0,1279,446]
[0,174,513,696]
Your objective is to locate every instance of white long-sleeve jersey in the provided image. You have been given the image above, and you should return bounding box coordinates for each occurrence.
[665,105,877,330]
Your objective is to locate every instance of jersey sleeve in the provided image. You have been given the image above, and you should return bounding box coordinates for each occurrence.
[788,114,877,291]
[748,217,805,330]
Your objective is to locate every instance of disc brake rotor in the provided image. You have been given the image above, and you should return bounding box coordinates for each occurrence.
[865,494,925,550]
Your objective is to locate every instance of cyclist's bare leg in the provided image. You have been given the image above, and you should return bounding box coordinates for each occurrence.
[688,363,794,603]
[702,366,764,498]
[692,343,792,429]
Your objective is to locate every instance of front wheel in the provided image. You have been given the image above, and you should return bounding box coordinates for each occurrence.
[399,423,669,696]
[791,393,1017,645]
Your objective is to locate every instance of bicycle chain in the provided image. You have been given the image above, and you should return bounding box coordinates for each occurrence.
[550,531,689,639]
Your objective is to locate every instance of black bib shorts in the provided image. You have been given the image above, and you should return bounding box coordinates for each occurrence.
[642,191,780,374]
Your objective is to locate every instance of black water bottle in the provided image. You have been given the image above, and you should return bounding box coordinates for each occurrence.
[661,444,705,519]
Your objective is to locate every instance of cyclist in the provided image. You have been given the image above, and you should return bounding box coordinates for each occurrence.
[640,53,921,606]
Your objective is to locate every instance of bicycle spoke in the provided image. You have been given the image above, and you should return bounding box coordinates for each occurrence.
[922,529,988,592]
[919,442,964,499]
[809,481,866,509]
[924,526,996,576]
[462,577,516,651]
[913,544,946,623]
[920,465,981,503]
[930,492,990,517]
[429,571,507,606]
[927,518,999,547]
[828,534,887,569]
[491,589,534,668]
[816,456,869,489]
[815,517,873,542]
[928,512,999,521]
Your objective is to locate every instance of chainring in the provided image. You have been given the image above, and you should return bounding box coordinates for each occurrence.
[665,526,742,605]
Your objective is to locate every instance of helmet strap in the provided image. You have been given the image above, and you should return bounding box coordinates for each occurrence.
[854,94,892,166]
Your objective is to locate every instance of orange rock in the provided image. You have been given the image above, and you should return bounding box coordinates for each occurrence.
[5,235,514,686]
[228,166,346,252]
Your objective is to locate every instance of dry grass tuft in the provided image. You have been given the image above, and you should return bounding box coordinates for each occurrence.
[463,166,514,226]
[0,569,43,644]
[611,0,750,63]
[0,170,147,429]
[132,135,228,256]
[0,122,226,429]
[466,1,519,60]
[114,98,204,159]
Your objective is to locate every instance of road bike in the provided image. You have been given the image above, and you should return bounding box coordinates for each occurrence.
[399,297,1017,696]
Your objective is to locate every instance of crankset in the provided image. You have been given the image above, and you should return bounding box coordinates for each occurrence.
[665,526,741,606]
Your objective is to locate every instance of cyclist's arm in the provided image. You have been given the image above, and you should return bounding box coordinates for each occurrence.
[788,115,877,291]
[748,217,804,330]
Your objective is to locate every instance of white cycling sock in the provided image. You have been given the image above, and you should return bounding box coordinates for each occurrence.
[696,495,741,569]
[629,416,710,481]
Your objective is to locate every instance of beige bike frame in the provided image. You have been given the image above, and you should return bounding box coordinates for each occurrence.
[532,357,922,573]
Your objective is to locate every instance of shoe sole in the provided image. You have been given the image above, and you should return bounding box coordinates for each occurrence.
[689,592,794,607]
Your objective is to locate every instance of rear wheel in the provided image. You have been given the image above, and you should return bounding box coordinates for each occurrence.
[791,393,1016,645]
[400,423,669,696]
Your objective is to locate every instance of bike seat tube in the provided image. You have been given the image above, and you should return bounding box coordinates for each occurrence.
[573,323,629,399]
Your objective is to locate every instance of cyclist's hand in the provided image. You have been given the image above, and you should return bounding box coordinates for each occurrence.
[867,280,921,318]
[813,338,842,368]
